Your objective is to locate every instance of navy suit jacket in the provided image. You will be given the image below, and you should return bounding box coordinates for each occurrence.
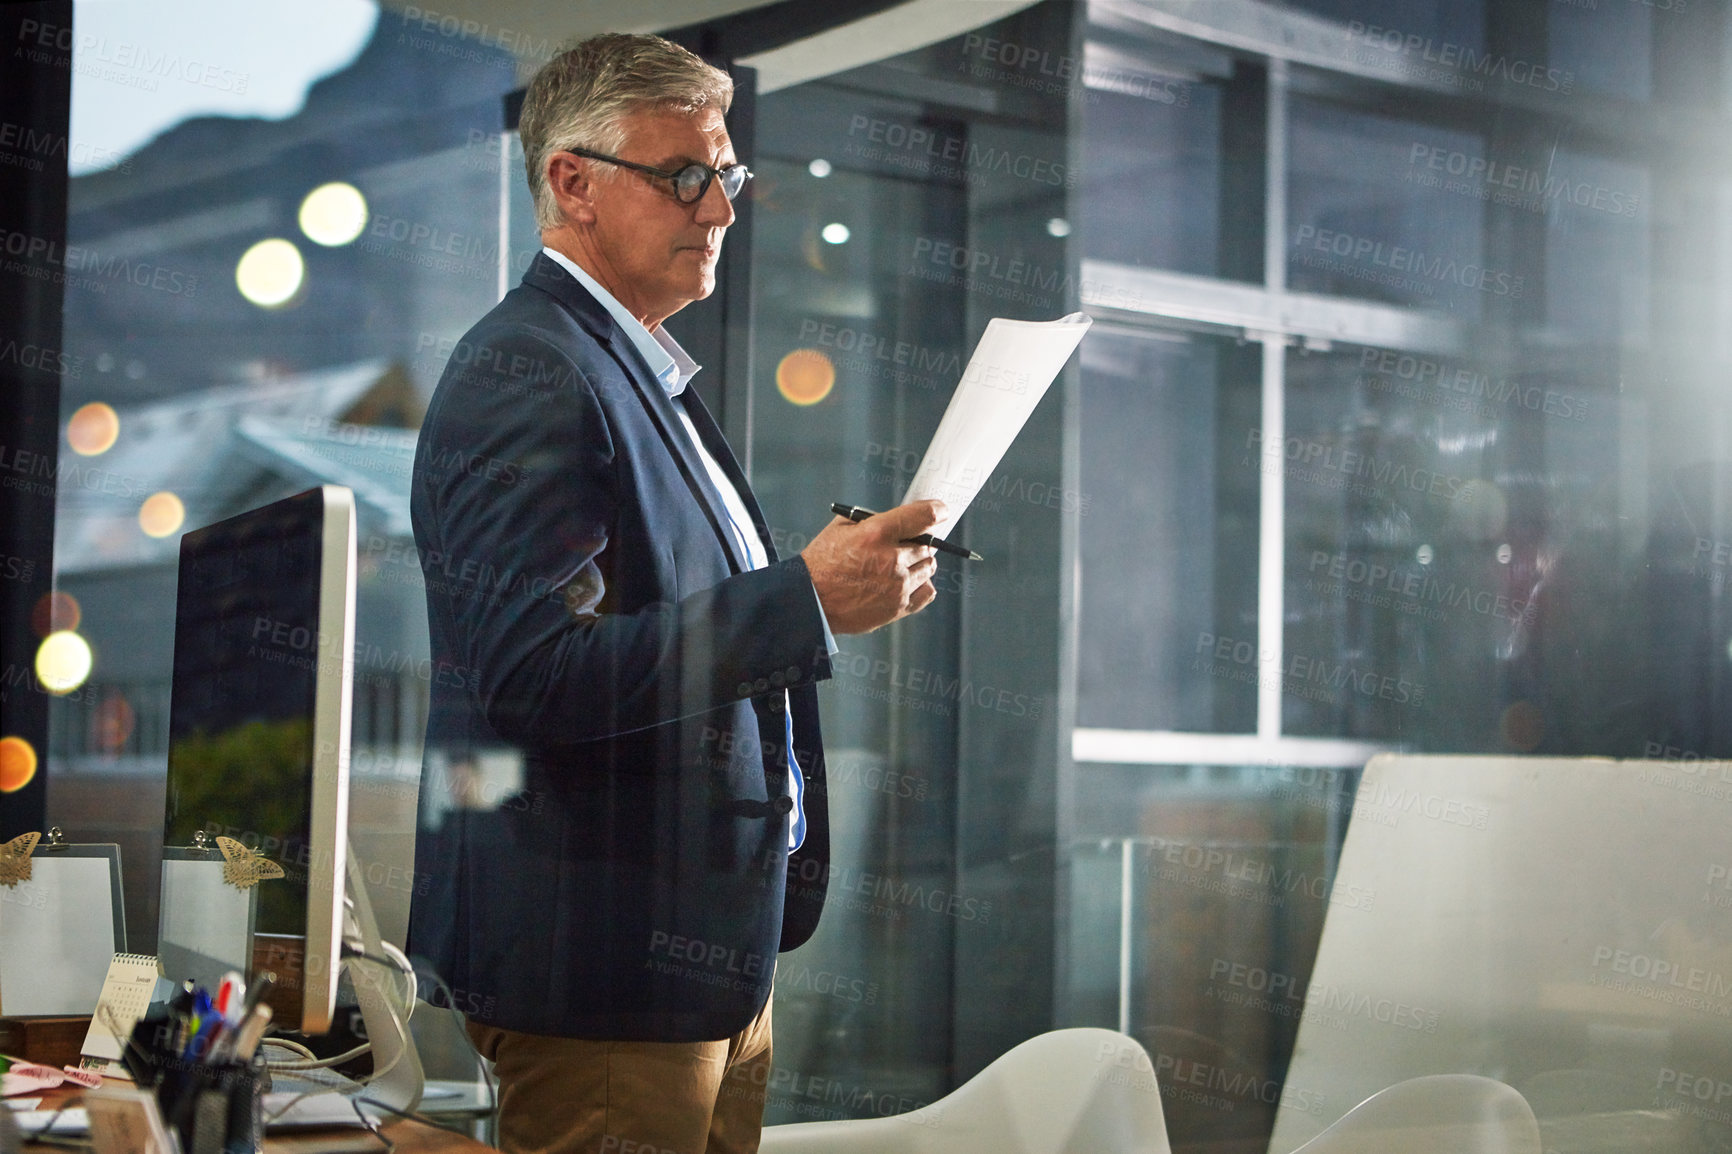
[408,252,832,1041]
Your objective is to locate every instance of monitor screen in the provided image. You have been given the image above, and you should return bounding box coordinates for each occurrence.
[162,485,354,1033]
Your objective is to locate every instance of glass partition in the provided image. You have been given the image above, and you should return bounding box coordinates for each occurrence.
[29,0,1732,1147]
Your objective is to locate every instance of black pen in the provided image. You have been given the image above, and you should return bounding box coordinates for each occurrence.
[830,503,982,561]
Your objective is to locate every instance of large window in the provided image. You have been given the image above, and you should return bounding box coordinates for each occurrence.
[24,0,1732,1149]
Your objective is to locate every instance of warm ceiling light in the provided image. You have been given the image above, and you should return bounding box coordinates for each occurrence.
[776,348,836,407]
[236,238,305,307]
[36,631,93,695]
[67,402,120,455]
[299,182,368,246]
[139,490,187,538]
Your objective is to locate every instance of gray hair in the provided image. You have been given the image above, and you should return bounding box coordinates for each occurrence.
[520,33,733,230]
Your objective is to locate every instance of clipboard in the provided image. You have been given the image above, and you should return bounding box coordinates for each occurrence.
[157,846,257,996]
[0,837,127,1016]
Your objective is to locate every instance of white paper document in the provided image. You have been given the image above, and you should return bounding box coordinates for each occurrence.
[903,312,1092,538]
[0,856,117,1015]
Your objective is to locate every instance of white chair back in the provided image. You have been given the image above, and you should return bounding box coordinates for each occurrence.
[760,1027,1171,1154]
[1289,1074,1542,1154]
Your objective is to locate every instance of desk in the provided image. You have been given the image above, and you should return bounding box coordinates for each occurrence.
[20,1079,498,1154]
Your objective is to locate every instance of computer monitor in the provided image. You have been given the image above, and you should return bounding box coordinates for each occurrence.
[161,485,355,1035]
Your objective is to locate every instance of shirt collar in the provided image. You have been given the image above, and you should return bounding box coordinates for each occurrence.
[541,246,699,397]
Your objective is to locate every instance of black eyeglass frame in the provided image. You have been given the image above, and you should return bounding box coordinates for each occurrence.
[565,147,753,204]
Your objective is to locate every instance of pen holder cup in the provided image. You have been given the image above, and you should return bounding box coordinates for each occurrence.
[124,1016,267,1154]
[159,1055,267,1154]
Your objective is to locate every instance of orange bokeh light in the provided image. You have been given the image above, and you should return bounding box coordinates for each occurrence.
[0,736,38,793]
[776,348,836,407]
[139,491,186,538]
[92,692,136,754]
[30,590,80,638]
[67,402,120,455]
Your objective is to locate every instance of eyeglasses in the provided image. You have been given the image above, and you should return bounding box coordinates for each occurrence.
[566,147,753,205]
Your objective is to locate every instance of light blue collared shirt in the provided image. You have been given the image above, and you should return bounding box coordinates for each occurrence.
[542,247,827,851]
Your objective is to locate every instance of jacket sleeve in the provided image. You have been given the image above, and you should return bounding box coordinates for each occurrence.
[414,323,831,747]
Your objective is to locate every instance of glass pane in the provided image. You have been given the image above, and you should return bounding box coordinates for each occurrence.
[1067,764,1351,1154]
[1287,98,1492,316]
[52,7,517,950]
[1282,340,1623,748]
[1078,330,1261,733]
[1076,72,1225,278]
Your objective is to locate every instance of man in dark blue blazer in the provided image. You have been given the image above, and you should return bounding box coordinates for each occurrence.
[408,33,943,1154]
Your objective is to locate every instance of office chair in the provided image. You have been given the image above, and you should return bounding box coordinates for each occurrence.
[759,1027,1171,1153]
[1288,1074,1542,1154]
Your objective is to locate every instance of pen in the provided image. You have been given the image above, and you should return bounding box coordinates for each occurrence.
[830,503,982,561]
[232,1003,273,1062]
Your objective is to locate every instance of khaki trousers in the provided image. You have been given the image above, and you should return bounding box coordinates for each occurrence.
[466,994,774,1154]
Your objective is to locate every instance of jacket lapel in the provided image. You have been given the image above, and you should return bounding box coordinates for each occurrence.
[524,253,754,574]
[677,389,778,564]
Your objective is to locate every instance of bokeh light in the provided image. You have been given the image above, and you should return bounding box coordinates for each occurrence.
[776,348,836,407]
[30,590,80,638]
[808,158,832,178]
[36,631,93,695]
[0,736,37,793]
[67,402,120,455]
[821,222,851,244]
[235,238,305,307]
[298,182,368,246]
[139,491,186,538]
[92,691,137,754]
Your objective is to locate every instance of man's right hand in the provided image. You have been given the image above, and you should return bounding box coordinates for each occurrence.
[801,500,946,635]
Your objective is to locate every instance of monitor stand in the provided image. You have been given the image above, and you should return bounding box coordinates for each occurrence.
[340,845,424,1115]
